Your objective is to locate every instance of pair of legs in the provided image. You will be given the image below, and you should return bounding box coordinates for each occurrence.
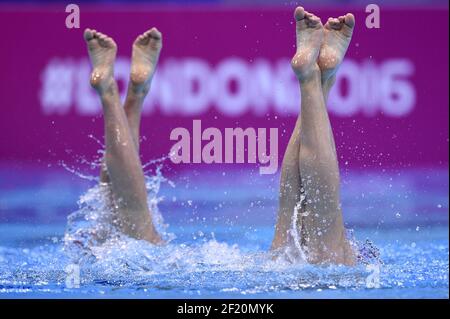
[84,6,356,265]
[271,7,356,265]
[84,27,163,244]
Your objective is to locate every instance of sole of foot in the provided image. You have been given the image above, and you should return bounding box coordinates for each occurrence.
[290,7,324,82]
[130,27,163,93]
[83,28,117,91]
[318,13,355,82]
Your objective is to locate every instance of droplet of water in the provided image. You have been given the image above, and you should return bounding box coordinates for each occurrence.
[300,211,310,217]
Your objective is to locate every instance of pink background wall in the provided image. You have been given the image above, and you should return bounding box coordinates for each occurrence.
[0,5,448,173]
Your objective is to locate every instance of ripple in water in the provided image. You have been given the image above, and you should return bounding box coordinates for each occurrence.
[0,162,447,297]
[58,164,387,295]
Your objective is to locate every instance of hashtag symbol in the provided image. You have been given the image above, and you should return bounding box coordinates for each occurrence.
[40,59,75,115]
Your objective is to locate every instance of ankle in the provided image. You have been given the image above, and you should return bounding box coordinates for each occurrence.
[127,82,150,100]
[293,61,321,82]
[130,71,152,92]
[298,68,322,87]
[91,73,115,94]
[321,75,336,94]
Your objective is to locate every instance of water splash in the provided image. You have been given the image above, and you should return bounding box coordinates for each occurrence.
[61,163,376,293]
[60,161,99,182]
[63,164,175,264]
[1,154,446,297]
[286,195,308,262]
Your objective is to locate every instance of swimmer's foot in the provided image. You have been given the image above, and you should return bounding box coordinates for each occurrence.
[129,28,163,94]
[291,7,324,82]
[318,13,355,84]
[84,28,117,92]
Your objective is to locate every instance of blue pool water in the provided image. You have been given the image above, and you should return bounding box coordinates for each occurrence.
[0,164,448,298]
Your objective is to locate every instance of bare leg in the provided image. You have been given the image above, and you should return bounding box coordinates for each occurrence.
[125,28,162,148]
[99,28,162,183]
[84,29,161,243]
[319,14,355,94]
[319,13,356,147]
[272,7,324,256]
[271,117,302,251]
[271,7,355,265]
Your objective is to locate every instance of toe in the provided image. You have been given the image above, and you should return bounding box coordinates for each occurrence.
[148,27,162,40]
[343,13,355,28]
[307,14,322,27]
[324,18,333,30]
[134,33,149,46]
[83,28,94,41]
[340,13,355,37]
[294,6,306,21]
[328,18,342,30]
